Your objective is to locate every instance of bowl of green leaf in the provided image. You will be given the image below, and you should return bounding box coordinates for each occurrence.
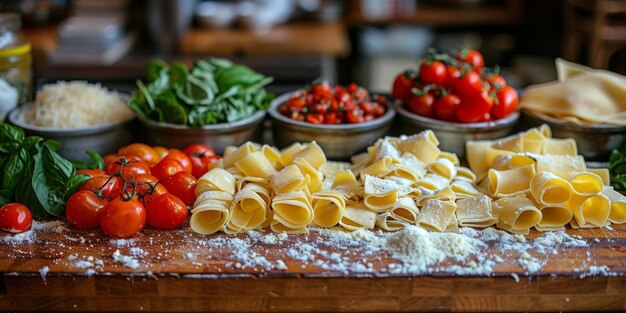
[128,58,273,154]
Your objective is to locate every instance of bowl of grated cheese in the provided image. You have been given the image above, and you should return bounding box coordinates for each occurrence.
[8,81,137,161]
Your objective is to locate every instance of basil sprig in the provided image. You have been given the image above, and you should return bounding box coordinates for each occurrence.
[610,144,626,191]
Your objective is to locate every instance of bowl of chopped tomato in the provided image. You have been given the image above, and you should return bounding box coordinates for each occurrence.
[268,82,395,160]
[391,48,520,158]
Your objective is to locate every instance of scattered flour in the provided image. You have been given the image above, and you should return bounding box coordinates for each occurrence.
[112,249,140,269]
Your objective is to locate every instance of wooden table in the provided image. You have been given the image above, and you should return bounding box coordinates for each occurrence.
[0,221,624,312]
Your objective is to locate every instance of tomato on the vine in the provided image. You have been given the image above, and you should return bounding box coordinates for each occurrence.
[118,143,160,165]
[162,149,192,173]
[76,169,107,177]
[145,193,188,229]
[451,70,483,97]
[151,158,185,180]
[492,86,519,119]
[99,198,146,238]
[78,175,123,199]
[153,146,169,159]
[486,74,507,89]
[160,172,197,206]
[444,65,462,88]
[0,203,32,233]
[103,154,118,170]
[106,156,151,179]
[183,144,216,159]
[434,93,461,122]
[66,190,108,229]
[456,90,494,123]
[408,91,435,118]
[456,49,484,69]
[391,72,415,102]
[419,60,446,85]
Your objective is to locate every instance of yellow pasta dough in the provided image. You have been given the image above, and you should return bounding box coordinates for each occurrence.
[602,186,626,224]
[376,212,407,231]
[486,164,536,198]
[568,172,603,195]
[530,171,573,205]
[311,191,345,227]
[456,195,497,227]
[416,199,457,232]
[271,190,314,230]
[280,143,305,166]
[222,142,258,169]
[270,165,308,194]
[492,196,542,234]
[293,141,327,169]
[235,151,277,179]
[196,168,237,196]
[567,193,610,227]
[363,175,399,212]
[340,202,376,230]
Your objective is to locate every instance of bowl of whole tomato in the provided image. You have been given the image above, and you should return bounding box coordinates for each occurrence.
[392,48,520,158]
[268,82,395,160]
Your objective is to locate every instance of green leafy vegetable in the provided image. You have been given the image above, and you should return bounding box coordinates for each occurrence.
[129,57,273,126]
[609,144,626,191]
[72,150,105,170]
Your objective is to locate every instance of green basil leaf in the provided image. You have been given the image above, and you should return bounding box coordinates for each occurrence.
[146,59,169,82]
[0,141,20,154]
[64,174,90,200]
[44,139,61,152]
[41,144,76,185]
[72,150,105,170]
[0,123,25,143]
[2,148,28,190]
[21,136,43,151]
[155,93,187,124]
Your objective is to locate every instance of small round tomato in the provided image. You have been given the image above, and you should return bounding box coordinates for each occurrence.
[160,172,197,206]
[126,174,161,197]
[103,154,118,169]
[0,203,32,233]
[492,86,519,119]
[391,71,415,102]
[162,149,192,173]
[183,144,216,159]
[106,156,151,179]
[78,175,123,199]
[456,91,494,123]
[76,169,107,177]
[66,190,108,229]
[306,113,324,124]
[151,158,185,180]
[140,184,168,206]
[452,70,484,97]
[153,146,169,159]
[486,74,507,89]
[408,93,435,118]
[346,109,364,124]
[100,198,146,238]
[434,94,461,122]
[419,60,446,85]
[118,143,160,165]
[145,193,188,229]
[456,49,484,69]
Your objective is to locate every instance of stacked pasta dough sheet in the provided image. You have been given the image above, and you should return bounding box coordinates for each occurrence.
[189,125,626,236]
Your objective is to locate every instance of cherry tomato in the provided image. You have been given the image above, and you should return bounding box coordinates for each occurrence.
[346,109,364,124]
[0,203,32,233]
[105,156,151,179]
[160,171,197,206]
[100,198,146,238]
[78,175,123,199]
[452,70,483,97]
[129,173,168,206]
[456,90,494,123]
[145,193,188,229]
[151,158,185,180]
[408,93,435,118]
[183,144,216,159]
[486,74,507,89]
[492,86,519,119]
[456,49,484,69]
[162,149,192,173]
[306,113,324,124]
[419,60,446,85]
[392,72,415,102]
[76,169,107,177]
[103,154,118,169]
[126,174,160,195]
[434,94,461,122]
[118,143,160,165]
[66,190,108,229]
[324,112,339,124]
[153,146,169,159]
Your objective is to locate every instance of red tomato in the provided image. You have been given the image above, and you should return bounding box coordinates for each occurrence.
[160,172,197,206]
[118,143,160,165]
[452,71,484,97]
[77,169,107,177]
[419,60,446,85]
[456,49,484,69]
[456,91,494,123]
[434,94,461,122]
[346,109,364,124]
[188,155,216,179]
[139,184,168,206]
[392,72,415,102]
[306,113,324,124]
[492,86,519,119]
[183,144,216,159]
[486,74,507,89]
[66,190,108,229]
[444,65,462,88]
[106,156,151,179]
[0,203,32,233]
[408,93,435,118]
[145,193,188,229]
[162,149,192,173]
[324,112,338,124]
[291,112,304,121]
[151,158,185,180]
[78,175,123,199]
[103,154,118,169]
[127,174,161,197]
[153,146,169,159]
[100,198,146,238]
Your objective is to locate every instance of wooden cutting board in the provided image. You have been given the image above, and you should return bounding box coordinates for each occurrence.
[0,221,625,312]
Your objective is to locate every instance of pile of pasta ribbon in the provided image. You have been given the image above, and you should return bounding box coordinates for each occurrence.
[189,125,626,235]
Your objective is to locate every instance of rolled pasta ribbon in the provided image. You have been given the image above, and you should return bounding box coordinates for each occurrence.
[363,175,399,212]
[466,140,493,176]
[194,190,233,207]
[450,180,482,199]
[359,156,395,181]
[228,188,268,232]
[427,158,457,180]
[236,176,270,193]
[293,141,326,169]
[535,154,586,179]
[492,196,542,234]
[588,168,610,186]
[543,138,577,155]
[190,199,232,235]
[270,165,308,194]
[196,168,236,196]
[397,130,440,164]
[339,202,376,230]
[568,193,611,227]
[528,194,573,229]
[415,173,449,191]
[601,186,626,224]
[262,145,283,171]
[270,219,308,234]
[376,212,406,231]
[319,161,351,178]
[438,151,460,166]
[390,197,419,223]
[568,172,603,195]
[311,191,346,227]
[235,151,277,179]
[280,143,305,166]
[271,190,314,229]
[456,195,497,227]
[486,164,536,198]
[416,186,456,206]
[372,138,401,162]
[530,171,573,205]
[416,199,457,232]
[331,170,359,199]
[222,142,258,169]
[294,158,323,193]
[454,166,477,183]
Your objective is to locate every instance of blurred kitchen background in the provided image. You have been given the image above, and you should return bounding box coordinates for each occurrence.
[1,0,625,95]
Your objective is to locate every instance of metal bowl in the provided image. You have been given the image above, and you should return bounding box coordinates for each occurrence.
[8,103,136,161]
[138,110,266,154]
[521,110,626,161]
[394,101,520,158]
[268,91,396,160]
